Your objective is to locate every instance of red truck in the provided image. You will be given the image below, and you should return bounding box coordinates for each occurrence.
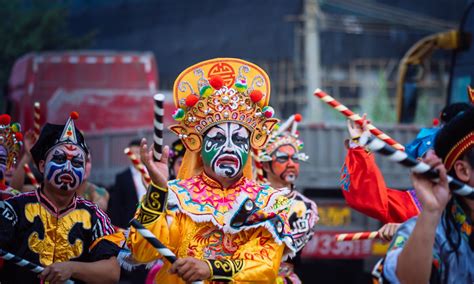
[8,51,174,133]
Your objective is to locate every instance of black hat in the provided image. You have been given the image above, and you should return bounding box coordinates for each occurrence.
[435,106,474,171]
[30,112,89,168]
[439,102,471,124]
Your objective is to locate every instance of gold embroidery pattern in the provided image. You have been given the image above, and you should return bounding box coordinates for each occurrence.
[209,259,244,281]
[25,204,91,266]
[136,206,161,225]
[138,184,168,225]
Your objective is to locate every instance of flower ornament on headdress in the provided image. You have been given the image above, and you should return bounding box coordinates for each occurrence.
[170,58,278,151]
[258,113,308,163]
[0,114,23,169]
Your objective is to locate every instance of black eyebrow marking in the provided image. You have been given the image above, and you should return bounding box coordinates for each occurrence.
[215,125,226,132]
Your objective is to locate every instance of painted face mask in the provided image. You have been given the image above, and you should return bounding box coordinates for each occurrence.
[202,122,250,179]
[270,144,300,183]
[0,145,7,181]
[44,144,86,191]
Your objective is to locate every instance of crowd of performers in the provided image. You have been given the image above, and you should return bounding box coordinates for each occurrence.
[0,57,472,283]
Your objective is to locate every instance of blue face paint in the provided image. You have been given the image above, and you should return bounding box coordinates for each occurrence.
[44,145,85,191]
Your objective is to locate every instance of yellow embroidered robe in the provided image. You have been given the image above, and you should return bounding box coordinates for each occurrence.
[128,173,294,283]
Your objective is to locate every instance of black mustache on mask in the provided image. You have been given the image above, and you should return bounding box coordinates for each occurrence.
[53,170,77,191]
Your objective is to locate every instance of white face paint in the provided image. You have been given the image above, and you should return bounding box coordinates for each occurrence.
[44,144,86,191]
[201,122,250,179]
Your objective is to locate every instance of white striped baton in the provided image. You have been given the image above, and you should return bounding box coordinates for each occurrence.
[24,164,40,190]
[124,147,151,185]
[153,94,165,161]
[335,231,381,242]
[130,219,176,262]
[359,132,474,199]
[313,89,405,150]
[0,248,74,283]
[33,101,41,138]
[130,219,204,283]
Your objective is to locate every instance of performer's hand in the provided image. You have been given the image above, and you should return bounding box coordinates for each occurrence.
[411,151,451,215]
[39,261,75,283]
[346,113,370,140]
[377,223,401,241]
[169,257,211,282]
[140,138,170,189]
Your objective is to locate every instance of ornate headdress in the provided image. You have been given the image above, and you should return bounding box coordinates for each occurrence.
[435,106,474,171]
[170,58,278,152]
[0,114,23,170]
[258,114,308,163]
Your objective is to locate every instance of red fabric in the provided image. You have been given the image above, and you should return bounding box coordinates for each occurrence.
[341,147,420,224]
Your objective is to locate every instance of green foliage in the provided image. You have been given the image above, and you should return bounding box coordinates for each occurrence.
[370,71,396,123]
[414,91,431,125]
[0,0,95,111]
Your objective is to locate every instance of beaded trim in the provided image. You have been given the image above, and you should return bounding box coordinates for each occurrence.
[444,132,474,170]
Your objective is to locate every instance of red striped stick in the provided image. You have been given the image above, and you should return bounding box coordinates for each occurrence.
[23,164,40,189]
[33,102,41,138]
[124,147,151,185]
[314,89,405,151]
[335,231,381,242]
[253,148,265,183]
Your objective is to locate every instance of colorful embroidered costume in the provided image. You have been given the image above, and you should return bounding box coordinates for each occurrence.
[0,189,118,283]
[127,58,294,283]
[373,200,474,283]
[373,106,474,283]
[276,191,318,284]
[257,114,319,284]
[339,101,473,224]
[0,112,120,283]
[0,114,23,198]
[340,145,421,223]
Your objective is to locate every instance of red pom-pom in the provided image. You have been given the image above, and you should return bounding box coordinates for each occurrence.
[185,94,199,107]
[70,111,79,120]
[209,76,224,90]
[294,113,302,122]
[250,90,263,103]
[432,118,440,126]
[0,114,11,125]
[15,133,23,141]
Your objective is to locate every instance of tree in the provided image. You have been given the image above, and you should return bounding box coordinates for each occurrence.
[0,0,95,112]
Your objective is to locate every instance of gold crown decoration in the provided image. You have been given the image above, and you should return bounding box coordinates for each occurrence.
[258,114,308,162]
[0,114,23,170]
[170,58,278,152]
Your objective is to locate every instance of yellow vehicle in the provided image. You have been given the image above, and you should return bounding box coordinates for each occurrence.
[397,2,474,123]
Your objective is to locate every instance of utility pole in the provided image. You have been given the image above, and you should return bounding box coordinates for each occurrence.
[304,0,323,122]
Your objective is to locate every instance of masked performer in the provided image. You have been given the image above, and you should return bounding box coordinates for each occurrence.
[257,114,319,284]
[127,58,295,283]
[374,106,474,283]
[169,139,186,180]
[340,103,471,224]
[0,112,120,283]
[0,114,23,198]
